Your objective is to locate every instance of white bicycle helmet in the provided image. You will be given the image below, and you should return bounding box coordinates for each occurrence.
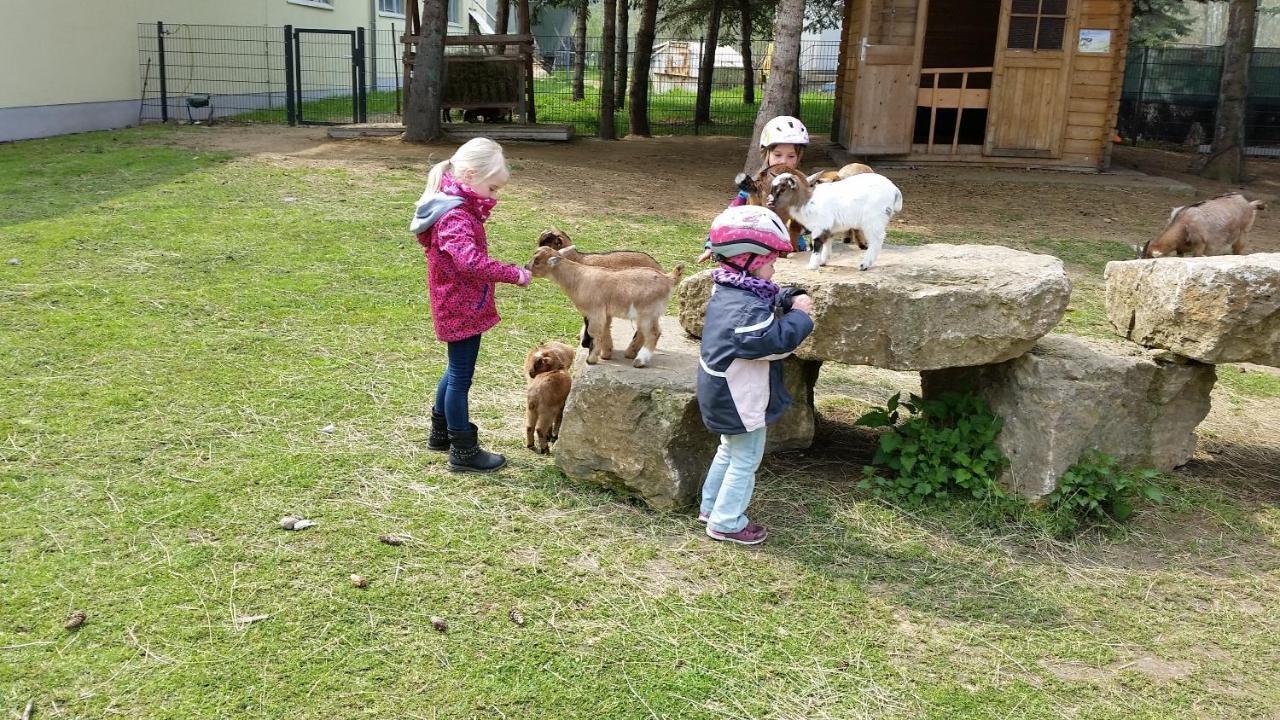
[759,116,810,148]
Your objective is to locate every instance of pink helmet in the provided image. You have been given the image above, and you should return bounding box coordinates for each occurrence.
[709,205,792,273]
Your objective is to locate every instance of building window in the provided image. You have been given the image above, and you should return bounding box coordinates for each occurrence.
[448,0,460,24]
[378,0,404,15]
[1008,0,1067,50]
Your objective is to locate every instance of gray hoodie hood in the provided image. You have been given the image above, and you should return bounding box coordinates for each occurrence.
[409,192,464,235]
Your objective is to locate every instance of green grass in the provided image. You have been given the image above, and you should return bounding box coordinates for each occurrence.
[2,127,1279,719]
[225,79,835,138]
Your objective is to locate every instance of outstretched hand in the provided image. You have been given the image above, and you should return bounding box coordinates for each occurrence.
[790,295,813,315]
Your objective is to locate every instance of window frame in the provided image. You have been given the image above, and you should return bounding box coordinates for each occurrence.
[377,0,405,17]
[1007,0,1069,52]
[287,0,335,10]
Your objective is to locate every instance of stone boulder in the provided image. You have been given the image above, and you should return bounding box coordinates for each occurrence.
[679,243,1071,371]
[553,316,818,509]
[921,335,1216,499]
[1105,254,1280,367]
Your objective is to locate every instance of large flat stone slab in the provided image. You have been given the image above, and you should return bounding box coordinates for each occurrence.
[679,243,1071,371]
[922,335,1216,499]
[1105,254,1280,367]
[553,316,817,509]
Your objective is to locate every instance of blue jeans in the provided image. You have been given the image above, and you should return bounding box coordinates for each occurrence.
[699,428,767,534]
[433,334,482,432]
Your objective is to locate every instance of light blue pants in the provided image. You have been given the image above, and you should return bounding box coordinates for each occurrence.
[700,428,767,534]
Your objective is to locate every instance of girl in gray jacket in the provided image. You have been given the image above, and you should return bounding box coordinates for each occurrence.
[697,206,814,545]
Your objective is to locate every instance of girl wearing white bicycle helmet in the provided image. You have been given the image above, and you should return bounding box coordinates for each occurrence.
[757,115,810,171]
[697,115,812,264]
[695,205,814,546]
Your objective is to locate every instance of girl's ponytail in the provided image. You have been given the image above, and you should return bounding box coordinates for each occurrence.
[424,157,453,196]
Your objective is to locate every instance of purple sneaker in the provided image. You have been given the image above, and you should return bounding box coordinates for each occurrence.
[697,512,709,524]
[706,522,767,546]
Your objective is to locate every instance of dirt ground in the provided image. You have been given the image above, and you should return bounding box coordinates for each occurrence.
[172,125,1280,255]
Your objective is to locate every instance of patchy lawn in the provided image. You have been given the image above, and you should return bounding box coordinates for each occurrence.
[2,126,1278,719]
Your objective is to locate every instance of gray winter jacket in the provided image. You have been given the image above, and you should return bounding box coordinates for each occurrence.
[696,283,814,435]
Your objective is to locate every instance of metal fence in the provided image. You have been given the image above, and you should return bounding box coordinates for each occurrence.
[1118,44,1280,153]
[138,22,404,125]
[138,23,838,137]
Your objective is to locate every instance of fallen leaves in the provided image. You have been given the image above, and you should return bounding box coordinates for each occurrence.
[64,610,86,630]
[430,616,448,633]
[378,533,409,546]
[350,574,368,588]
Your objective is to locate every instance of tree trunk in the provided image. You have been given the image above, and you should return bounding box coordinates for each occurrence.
[739,0,754,105]
[1201,0,1257,183]
[615,0,629,110]
[695,0,724,125]
[744,0,803,173]
[495,0,509,54]
[600,0,617,138]
[405,0,449,142]
[573,0,588,101]
[628,0,658,136]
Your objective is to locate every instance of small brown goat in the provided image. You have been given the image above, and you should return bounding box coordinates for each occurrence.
[525,341,575,454]
[524,340,576,379]
[1140,193,1266,258]
[734,164,812,252]
[537,227,664,271]
[537,227,662,350]
[526,246,683,368]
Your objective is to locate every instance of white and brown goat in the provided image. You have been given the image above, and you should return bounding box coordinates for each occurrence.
[1140,193,1266,258]
[525,341,575,454]
[766,169,903,271]
[526,246,683,368]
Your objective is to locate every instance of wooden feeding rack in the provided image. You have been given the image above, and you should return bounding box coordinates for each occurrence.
[401,0,537,124]
[917,67,993,155]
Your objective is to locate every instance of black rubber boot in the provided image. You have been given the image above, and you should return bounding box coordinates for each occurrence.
[447,425,506,473]
[427,410,450,452]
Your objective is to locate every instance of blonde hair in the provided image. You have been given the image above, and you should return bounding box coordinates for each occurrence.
[423,137,508,196]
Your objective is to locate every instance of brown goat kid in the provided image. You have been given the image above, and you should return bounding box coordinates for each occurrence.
[537,227,662,350]
[537,227,664,271]
[526,246,683,368]
[1140,193,1266,258]
[525,341,575,454]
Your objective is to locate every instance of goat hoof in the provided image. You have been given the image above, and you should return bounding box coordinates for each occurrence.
[624,351,637,359]
[632,359,647,368]
[859,263,871,271]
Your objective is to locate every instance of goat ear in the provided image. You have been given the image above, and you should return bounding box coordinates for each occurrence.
[734,172,750,190]
[547,256,561,266]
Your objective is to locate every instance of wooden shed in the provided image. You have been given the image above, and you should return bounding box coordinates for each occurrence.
[832,0,1132,169]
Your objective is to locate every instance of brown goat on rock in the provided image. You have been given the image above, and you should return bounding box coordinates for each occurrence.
[525,341,575,454]
[526,246,683,368]
[537,227,664,271]
[1140,193,1266,258]
[537,227,662,350]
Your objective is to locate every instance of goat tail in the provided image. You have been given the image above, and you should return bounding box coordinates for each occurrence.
[668,264,686,283]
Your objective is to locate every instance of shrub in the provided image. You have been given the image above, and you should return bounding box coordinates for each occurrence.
[1044,450,1165,536]
[855,392,1010,505]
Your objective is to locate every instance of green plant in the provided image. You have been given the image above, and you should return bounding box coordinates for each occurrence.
[1045,450,1166,535]
[855,392,1009,505]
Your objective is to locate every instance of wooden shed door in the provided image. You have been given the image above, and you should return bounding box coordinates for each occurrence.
[844,0,929,154]
[985,0,1077,157]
